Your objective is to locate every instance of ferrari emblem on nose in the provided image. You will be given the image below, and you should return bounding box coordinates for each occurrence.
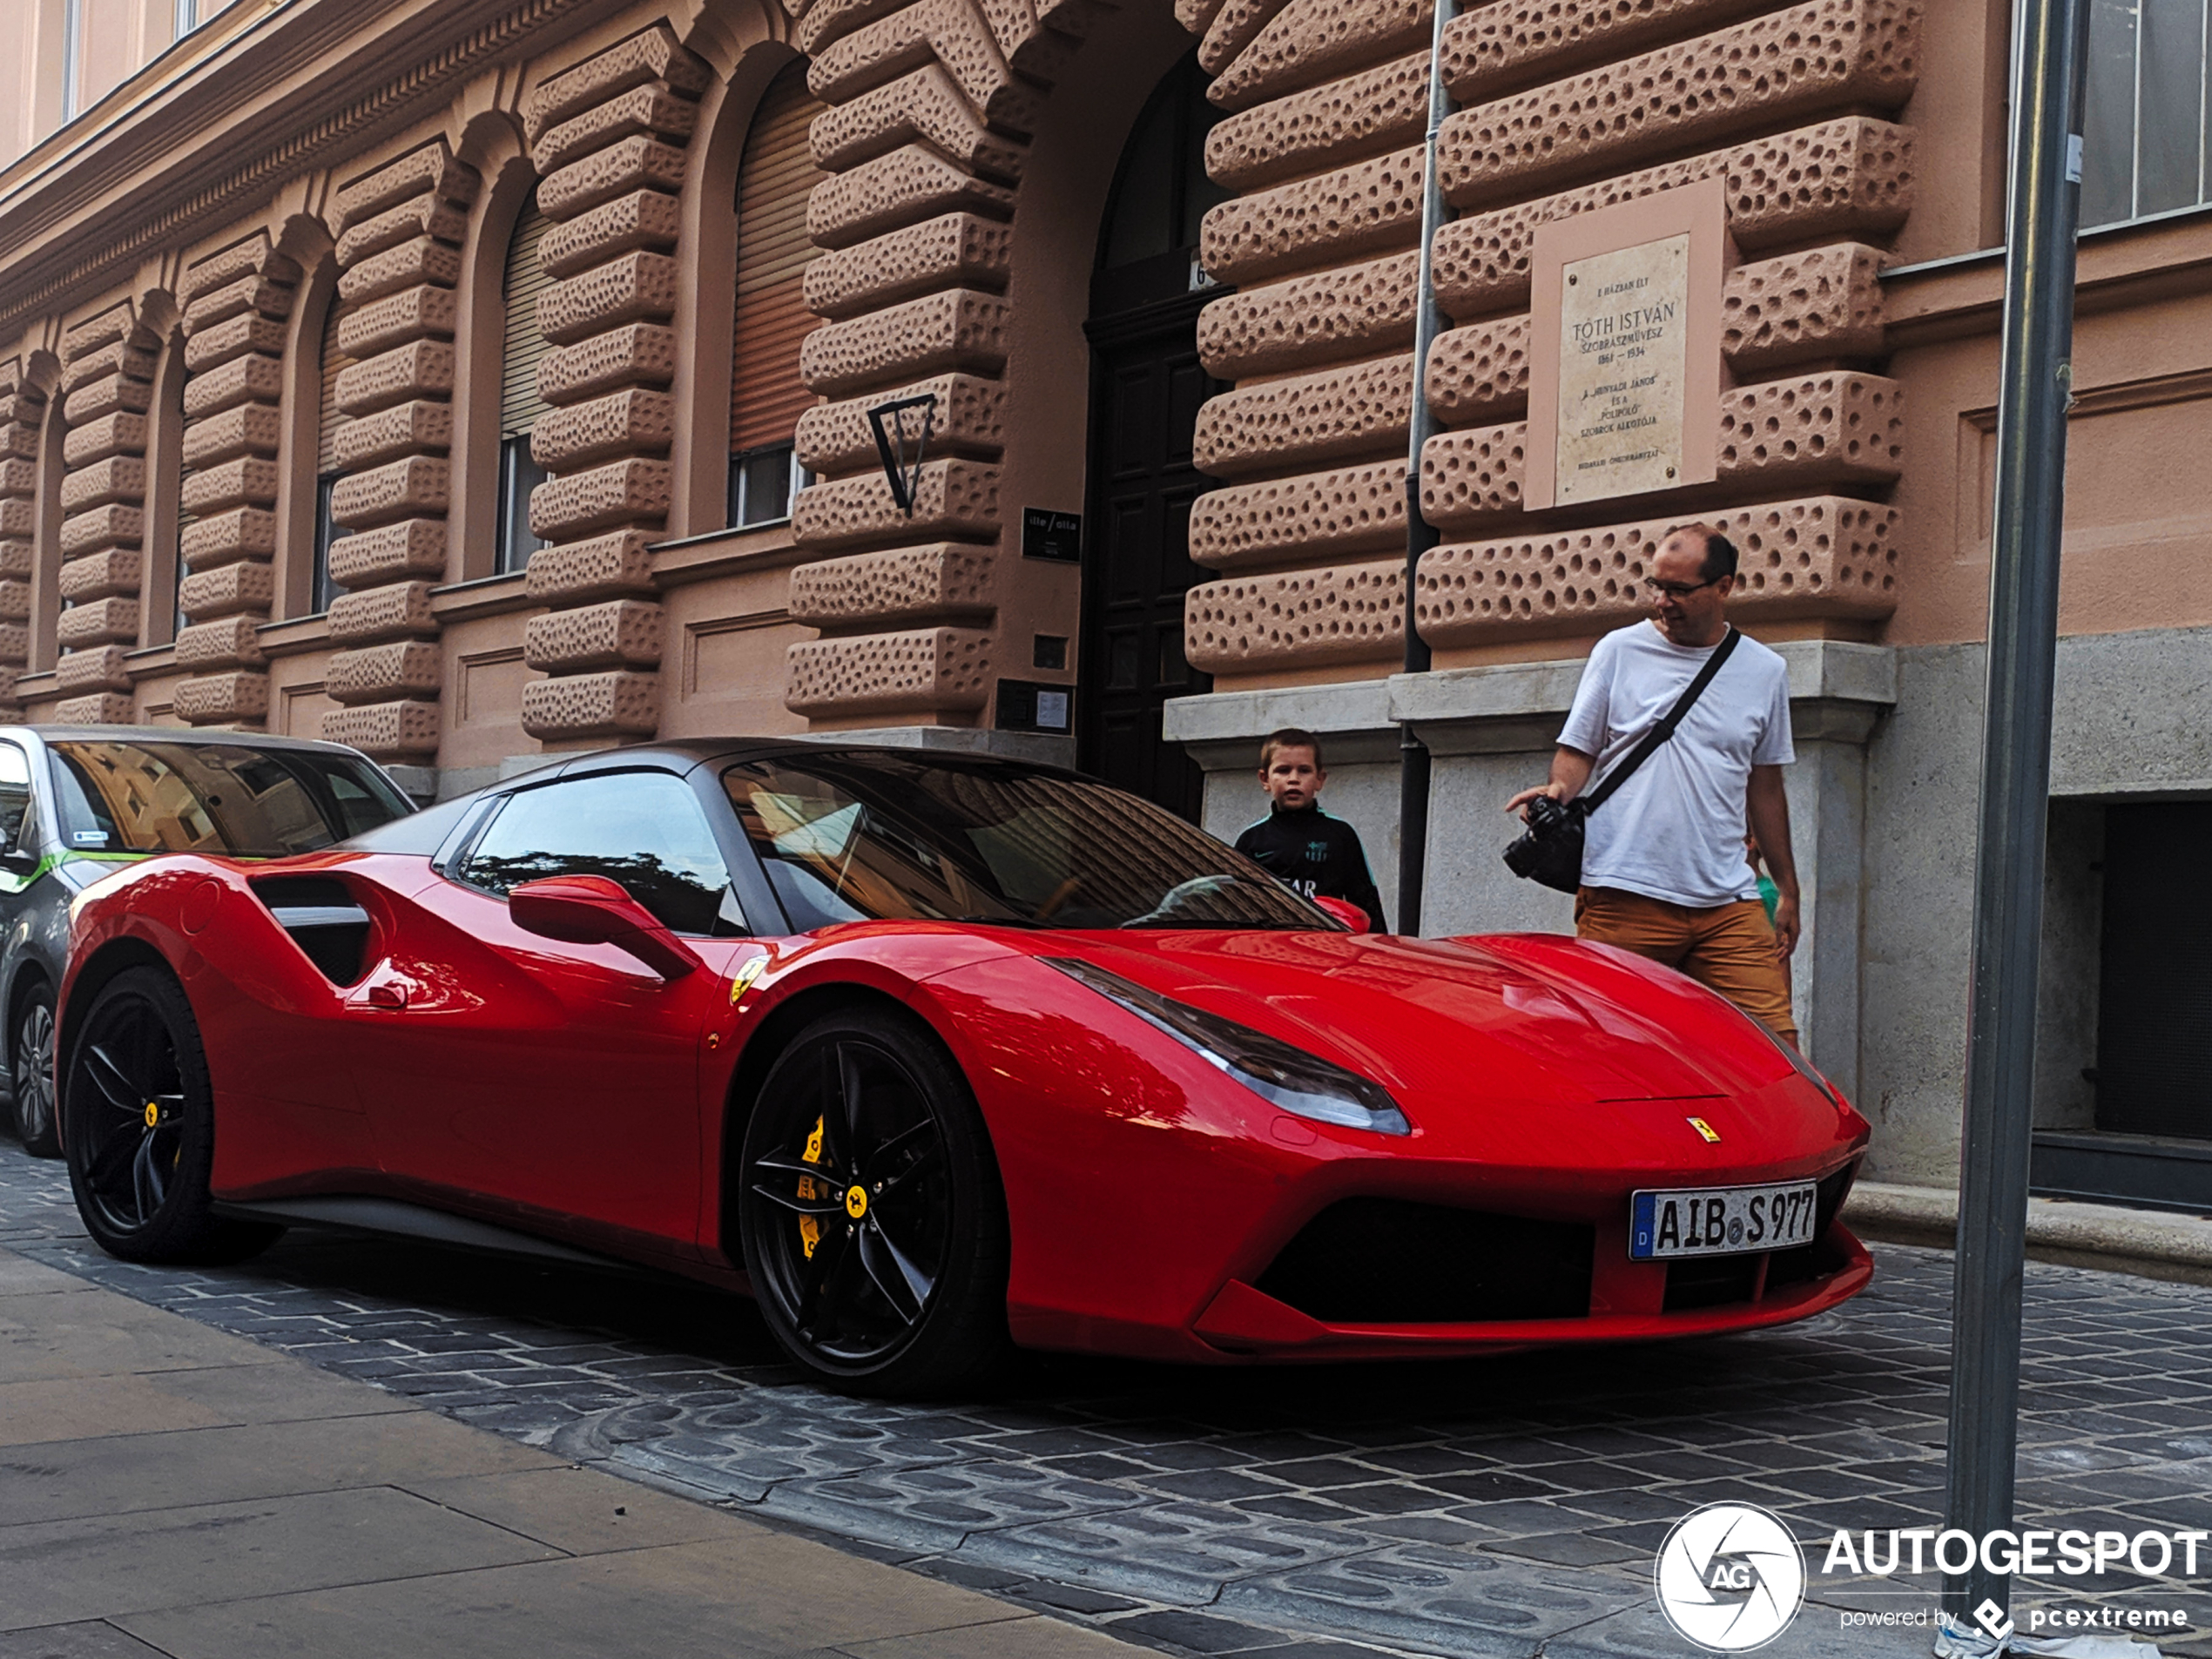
[1686,1116,1721,1143]
[845,1185,868,1219]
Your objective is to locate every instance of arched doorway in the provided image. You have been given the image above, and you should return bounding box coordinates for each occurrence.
[1078,52,1229,823]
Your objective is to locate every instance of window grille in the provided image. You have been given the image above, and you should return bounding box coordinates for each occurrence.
[2081,0,2212,228]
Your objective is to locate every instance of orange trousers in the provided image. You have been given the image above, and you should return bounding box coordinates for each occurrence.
[1574,887,1798,1046]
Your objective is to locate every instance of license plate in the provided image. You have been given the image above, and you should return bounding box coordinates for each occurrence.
[1629,1182,1818,1260]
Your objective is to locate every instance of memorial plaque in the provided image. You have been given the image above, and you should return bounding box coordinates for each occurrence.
[1554,235,1690,506]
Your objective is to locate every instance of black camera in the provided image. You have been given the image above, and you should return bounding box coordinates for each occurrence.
[1502,793,1585,893]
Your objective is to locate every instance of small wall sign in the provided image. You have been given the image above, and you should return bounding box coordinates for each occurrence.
[995,679,1074,733]
[1022,509,1082,563]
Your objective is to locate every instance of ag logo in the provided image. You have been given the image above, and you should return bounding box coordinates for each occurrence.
[1654,1502,1804,1651]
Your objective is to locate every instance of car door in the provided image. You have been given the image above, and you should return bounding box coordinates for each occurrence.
[353,766,753,1253]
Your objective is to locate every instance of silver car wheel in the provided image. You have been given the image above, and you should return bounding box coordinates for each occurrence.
[13,996,57,1157]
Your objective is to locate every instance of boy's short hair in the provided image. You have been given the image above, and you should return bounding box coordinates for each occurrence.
[1259,728,1324,770]
[1664,521,1740,583]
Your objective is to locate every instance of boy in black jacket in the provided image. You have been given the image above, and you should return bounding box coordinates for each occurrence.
[1232,728,1388,931]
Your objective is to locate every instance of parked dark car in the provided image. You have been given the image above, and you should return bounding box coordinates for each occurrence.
[0,726,414,1155]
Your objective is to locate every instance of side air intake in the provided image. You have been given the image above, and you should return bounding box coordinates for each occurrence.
[248,875,372,987]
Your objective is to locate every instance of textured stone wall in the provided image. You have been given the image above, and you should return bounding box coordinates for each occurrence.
[318,145,478,759]
[517,25,712,743]
[1181,0,1920,678]
[0,360,39,714]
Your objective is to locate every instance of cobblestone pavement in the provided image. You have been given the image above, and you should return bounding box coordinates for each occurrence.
[7,1139,2212,1658]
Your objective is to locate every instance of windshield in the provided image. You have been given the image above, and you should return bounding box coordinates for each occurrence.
[723,753,1332,931]
[49,741,413,859]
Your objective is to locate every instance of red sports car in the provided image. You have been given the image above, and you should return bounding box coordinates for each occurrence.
[55,741,1871,1393]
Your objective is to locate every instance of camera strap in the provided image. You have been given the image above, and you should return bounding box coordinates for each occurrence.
[1577,626,1742,817]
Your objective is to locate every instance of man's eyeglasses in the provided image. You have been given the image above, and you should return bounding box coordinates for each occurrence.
[1642,577,1723,599]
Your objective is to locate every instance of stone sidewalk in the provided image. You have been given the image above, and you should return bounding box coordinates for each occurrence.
[0,1244,1147,1658]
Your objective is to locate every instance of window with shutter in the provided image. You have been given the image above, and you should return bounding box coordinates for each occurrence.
[498,196,554,574]
[730,60,825,528]
[310,299,353,615]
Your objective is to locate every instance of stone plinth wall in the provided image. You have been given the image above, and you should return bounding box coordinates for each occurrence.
[517,25,711,745]
[0,359,38,712]
[319,144,479,759]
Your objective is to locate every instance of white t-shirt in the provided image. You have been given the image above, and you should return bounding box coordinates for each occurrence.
[1556,621,1794,908]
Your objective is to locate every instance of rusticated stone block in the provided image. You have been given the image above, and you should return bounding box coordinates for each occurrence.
[1185,561,1404,672]
[536,253,680,346]
[339,238,465,307]
[64,338,158,394]
[173,671,271,725]
[538,324,678,404]
[0,633,26,672]
[1208,50,1428,192]
[798,0,908,55]
[809,0,1042,137]
[57,597,142,648]
[1438,0,1919,211]
[333,401,454,471]
[60,457,145,515]
[523,598,663,671]
[181,507,278,570]
[328,521,448,590]
[180,235,295,307]
[174,616,266,671]
[1201,145,1424,287]
[328,580,438,644]
[337,287,459,359]
[1188,460,1407,571]
[794,374,1006,475]
[800,289,1010,395]
[65,374,155,426]
[68,410,149,469]
[525,529,657,604]
[1179,0,1233,37]
[62,306,133,363]
[327,642,442,705]
[807,146,1015,253]
[1443,0,1773,103]
[1200,0,1294,75]
[181,354,283,421]
[335,197,469,269]
[183,274,294,335]
[528,457,674,541]
[180,457,282,516]
[53,692,135,723]
[180,403,283,469]
[59,550,142,603]
[784,627,991,717]
[1193,354,1413,479]
[1723,243,1888,373]
[332,456,451,530]
[179,559,275,621]
[792,458,1000,550]
[334,144,478,233]
[520,670,660,739]
[1420,422,1527,530]
[532,82,700,176]
[183,314,287,375]
[60,504,144,557]
[0,580,30,621]
[788,543,995,627]
[1430,119,1913,316]
[1416,495,1899,645]
[0,425,37,462]
[805,213,1013,321]
[1716,373,1904,483]
[321,698,442,757]
[523,24,710,145]
[530,389,676,470]
[0,503,30,541]
[1426,315,1531,424]
[542,191,683,280]
[336,341,455,417]
[538,136,690,222]
[0,460,30,498]
[55,646,133,693]
[811,66,1027,184]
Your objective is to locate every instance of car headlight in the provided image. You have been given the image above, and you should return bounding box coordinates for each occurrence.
[1044,957,1409,1136]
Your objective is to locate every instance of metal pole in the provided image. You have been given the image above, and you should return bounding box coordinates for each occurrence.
[1943,0,2090,1633]
[1398,0,1458,937]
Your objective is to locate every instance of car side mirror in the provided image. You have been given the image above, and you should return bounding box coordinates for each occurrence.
[1313,896,1371,934]
[0,845,37,875]
[508,875,704,981]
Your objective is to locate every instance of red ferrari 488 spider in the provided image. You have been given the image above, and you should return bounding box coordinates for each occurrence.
[56,741,1871,1393]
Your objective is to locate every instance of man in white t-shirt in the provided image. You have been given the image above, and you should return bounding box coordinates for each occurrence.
[1506,523,1800,1044]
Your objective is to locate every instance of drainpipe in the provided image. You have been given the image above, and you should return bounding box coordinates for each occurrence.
[1397,0,1458,938]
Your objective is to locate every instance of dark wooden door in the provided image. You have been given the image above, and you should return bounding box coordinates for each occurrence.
[1079,299,1218,822]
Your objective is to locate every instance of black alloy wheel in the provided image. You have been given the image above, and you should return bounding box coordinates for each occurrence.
[738,1008,1008,1394]
[62,968,280,1264]
[10,984,57,1157]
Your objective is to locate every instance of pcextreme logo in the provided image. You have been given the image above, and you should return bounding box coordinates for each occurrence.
[1654,1503,1807,1652]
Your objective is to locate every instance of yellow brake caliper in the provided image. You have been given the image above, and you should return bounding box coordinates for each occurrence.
[798,1115,825,1259]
